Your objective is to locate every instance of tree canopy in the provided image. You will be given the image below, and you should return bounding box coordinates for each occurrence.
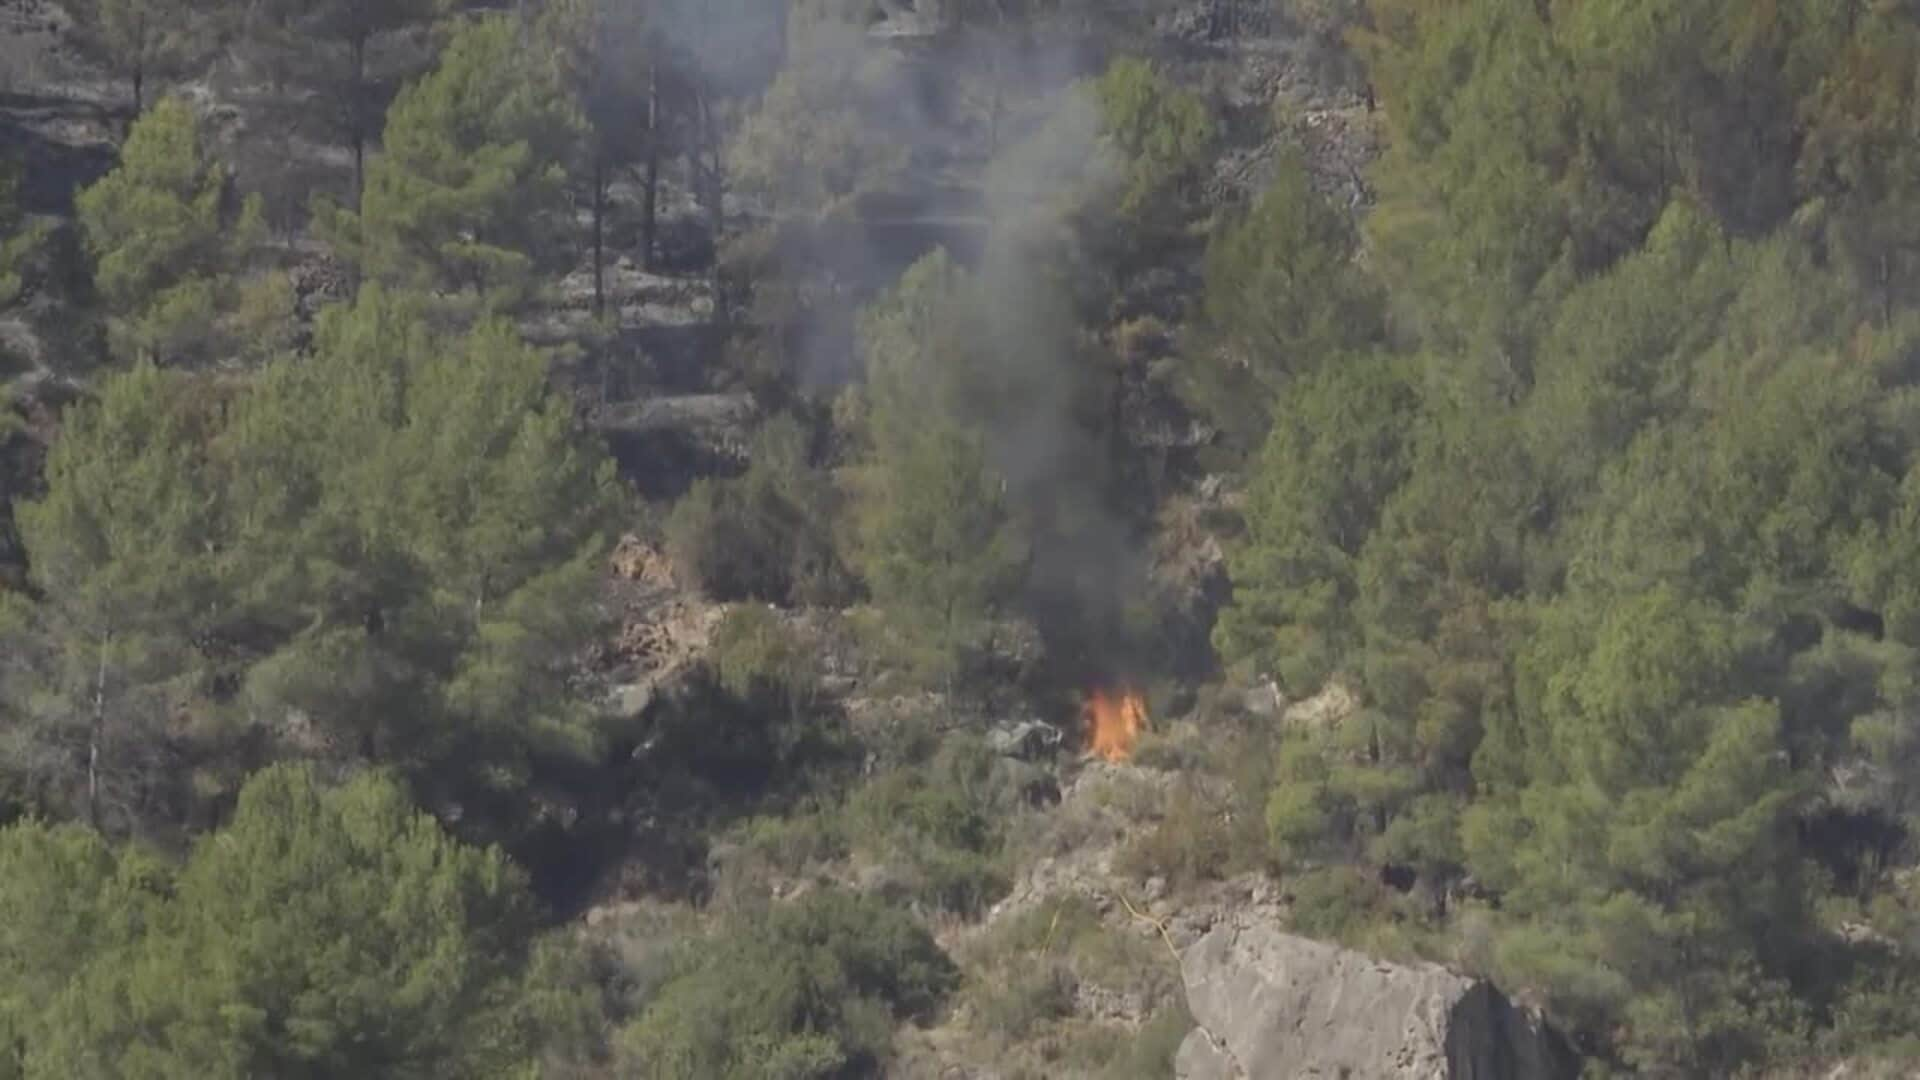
[75,98,273,365]
[4,286,618,836]
[338,15,583,309]
[0,763,586,1078]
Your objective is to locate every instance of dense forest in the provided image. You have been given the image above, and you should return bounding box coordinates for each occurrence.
[6,0,1920,1076]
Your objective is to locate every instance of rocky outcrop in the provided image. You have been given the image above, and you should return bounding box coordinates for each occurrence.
[1176,923,1578,1080]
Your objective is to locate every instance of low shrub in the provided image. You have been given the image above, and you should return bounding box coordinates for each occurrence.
[664,415,852,606]
[709,810,849,909]
[1111,998,1195,1080]
[1286,864,1387,941]
[962,895,1185,1062]
[710,605,820,730]
[1113,781,1237,888]
[843,737,1020,916]
[974,964,1078,1040]
[618,890,958,1079]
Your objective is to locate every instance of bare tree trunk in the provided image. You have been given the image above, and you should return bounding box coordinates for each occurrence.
[988,52,1002,157]
[351,35,369,207]
[641,64,660,271]
[88,639,107,829]
[592,156,606,317]
[697,87,726,329]
[130,12,147,118]
[1882,252,1894,329]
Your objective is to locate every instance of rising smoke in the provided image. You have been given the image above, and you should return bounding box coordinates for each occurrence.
[656,0,1166,677]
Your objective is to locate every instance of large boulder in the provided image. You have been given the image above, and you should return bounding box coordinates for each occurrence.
[1176,922,1578,1080]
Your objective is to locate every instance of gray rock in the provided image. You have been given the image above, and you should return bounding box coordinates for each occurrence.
[1176,923,1578,1080]
[1282,680,1357,733]
[608,680,654,720]
[986,720,1064,760]
[1242,677,1284,718]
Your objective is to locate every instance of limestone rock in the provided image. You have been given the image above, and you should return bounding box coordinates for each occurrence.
[1282,681,1357,733]
[609,533,676,588]
[1176,922,1578,1080]
[1242,676,1284,718]
[986,720,1064,760]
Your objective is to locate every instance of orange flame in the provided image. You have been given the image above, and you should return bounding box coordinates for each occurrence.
[1083,687,1149,763]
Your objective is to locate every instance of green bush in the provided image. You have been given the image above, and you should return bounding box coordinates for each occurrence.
[961,895,1185,1065]
[843,738,1019,916]
[710,810,850,909]
[618,890,958,1080]
[1130,728,1206,772]
[1286,865,1387,941]
[1110,998,1195,1080]
[1114,782,1237,889]
[963,901,1094,1041]
[974,964,1077,1040]
[711,605,820,730]
[665,415,851,606]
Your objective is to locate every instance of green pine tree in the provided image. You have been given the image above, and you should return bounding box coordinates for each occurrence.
[852,252,1026,692]
[217,286,619,807]
[75,97,270,365]
[0,764,592,1077]
[3,362,224,831]
[7,287,618,837]
[246,0,444,204]
[1091,56,1217,221]
[1187,155,1383,450]
[64,0,204,115]
[1214,356,1419,693]
[335,15,583,310]
[0,160,46,317]
[856,422,1026,693]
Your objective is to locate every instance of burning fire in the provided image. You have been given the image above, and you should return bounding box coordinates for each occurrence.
[1083,687,1149,763]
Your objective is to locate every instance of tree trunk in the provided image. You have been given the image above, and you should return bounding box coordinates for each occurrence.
[592,156,606,318]
[88,640,107,829]
[988,61,1002,157]
[1881,252,1894,329]
[351,35,369,207]
[641,64,660,271]
[697,87,727,329]
[130,12,147,118]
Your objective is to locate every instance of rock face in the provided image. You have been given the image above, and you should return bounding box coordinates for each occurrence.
[1176,923,1578,1080]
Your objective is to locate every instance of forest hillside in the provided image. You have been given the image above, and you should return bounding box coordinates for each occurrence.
[5,1,1920,1077]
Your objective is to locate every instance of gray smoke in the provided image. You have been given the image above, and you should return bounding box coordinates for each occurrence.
[653,2,1157,670]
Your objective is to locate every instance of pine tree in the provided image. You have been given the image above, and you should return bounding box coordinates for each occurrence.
[0,820,161,1077]
[248,0,443,204]
[63,0,203,115]
[854,254,1025,692]
[0,765,589,1077]
[1464,588,1809,1071]
[216,286,619,812]
[337,15,583,309]
[0,160,46,316]
[728,46,909,222]
[2,362,223,832]
[75,98,268,365]
[1188,156,1383,449]
[1214,356,1418,692]
[1091,56,1217,220]
[856,422,1025,692]
[1799,13,1920,326]
[542,0,674,311]
[6,287,618,837]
